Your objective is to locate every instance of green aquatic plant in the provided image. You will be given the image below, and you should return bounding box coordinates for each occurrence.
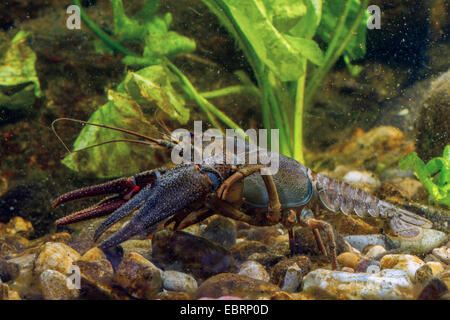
[0,31,41,110]
[65,0,369,177]
[399,145,450,207]
[202,0,369,163]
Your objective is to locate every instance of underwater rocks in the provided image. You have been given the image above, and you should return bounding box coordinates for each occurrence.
[114,252,163,300]
[386,228,447,255]
[230,240,269,262]
[201,216,236,249]
[195,273,279,300]
[415,70,450,161]
[270,256,311,288]
[432,246,450,264]
[34,242,80,275]
[237,260,270,282]
[39,270,79,300]
[152,229,234,279]
[161,270,198,294]
[302,268,415,299]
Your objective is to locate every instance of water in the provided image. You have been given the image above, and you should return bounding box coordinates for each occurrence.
[0,0,448,301]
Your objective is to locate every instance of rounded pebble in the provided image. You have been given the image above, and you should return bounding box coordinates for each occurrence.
[162,270,197,294]
[238,260,270,282]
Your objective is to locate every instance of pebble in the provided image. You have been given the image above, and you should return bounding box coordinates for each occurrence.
[39,270,79,300]
[341,267,354,273]
[302,268,414,299]
[0,283,21,300]
[337,252,361,270]
[247,252,284,267]
[195,273,279,299]
[201,216,236,249]
[343,171,381,188]
[280,265,303,293]
[34,242,80,275]
[355,259,380,274]
[152,230,233,279]
[113,252,163,299]
[1,217,34,237]
[386,229,447,255]
[380,254,424,281]
[363,245,387,259]
[417,278,449,300]
[120,239,153,260]
[432,246,449,264]
[270,256,311,287]
[230,240,268,262]
[344,234,390,252]
[162,270,198,294]
[238,260,270,282]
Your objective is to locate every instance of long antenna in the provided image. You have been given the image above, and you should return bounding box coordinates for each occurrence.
[51,118,177,154]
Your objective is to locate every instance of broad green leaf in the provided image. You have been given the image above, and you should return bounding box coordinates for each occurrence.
[284,35,324,66]
[119,65,190,124]
[263,0,307,33]
[215,0,308,81]
[62,90,160,178]
[107,0,195,67]
[317,0,369,61]
[0,31,41,110]
[289,0,322,37]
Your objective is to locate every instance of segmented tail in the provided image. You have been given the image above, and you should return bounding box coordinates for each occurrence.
[309,170,432,239]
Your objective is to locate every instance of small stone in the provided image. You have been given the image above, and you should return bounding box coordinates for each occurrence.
[280,265,303,293]
[343,171,381,188]
[387,229,447,255]
[418,278,449,300]
[303,268,414,299]
[162,270,198,294]
[341,267,354,273]
[247,252,284,267]
[195,273,279,299]
[238,260,270,282]
[364,245,387,259]
[155,291,192,300]
[432,246,449,264]
[355,259,380,274]
[343,234,390,252]
[113,252,162,299]
[426,261,444,276]
[270,256,311,287]
[380,254,424,281]
[74,248,120,299]
[201,216,236,249]
[152,230,233,279]
[439,270,450,288]
[270,291,294,300]
[230,240,268,262]
[39,270,79,300]
[3,217,34,238]
[34,242,80,275]
[120,239,153,260]
[0,283,21,300]
[337,252,361,270]
[415,264,434,283]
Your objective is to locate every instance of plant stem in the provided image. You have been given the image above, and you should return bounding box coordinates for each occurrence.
[199,85,261,99]
[293,58,307,164]
[73,0,240,136]
[305,0,369,106]
[167,61,246,138]
[72,0,135,57]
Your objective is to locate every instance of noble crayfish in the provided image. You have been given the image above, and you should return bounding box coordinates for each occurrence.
[52,119,433,269]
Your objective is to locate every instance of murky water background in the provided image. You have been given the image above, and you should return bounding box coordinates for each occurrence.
[0,0,448,300]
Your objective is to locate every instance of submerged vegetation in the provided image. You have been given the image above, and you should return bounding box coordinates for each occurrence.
[65,0,369,176]
[400,145,450,207]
